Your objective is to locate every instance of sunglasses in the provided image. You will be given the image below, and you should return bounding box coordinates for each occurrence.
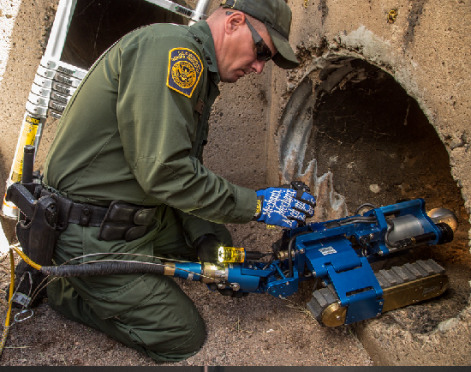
[226,11,273,62]
[245,18,273,61]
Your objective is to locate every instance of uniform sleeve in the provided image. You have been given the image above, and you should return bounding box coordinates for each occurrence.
[175,210,217,243]
[115,30,257,224]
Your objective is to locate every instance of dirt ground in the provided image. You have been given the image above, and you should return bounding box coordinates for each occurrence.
[1,220,469,366]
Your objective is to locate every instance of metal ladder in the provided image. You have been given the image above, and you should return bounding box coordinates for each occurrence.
[2,0,212,218]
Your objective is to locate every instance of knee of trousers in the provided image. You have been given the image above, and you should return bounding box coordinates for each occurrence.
[48,276,207,362]
[129,308,207,362]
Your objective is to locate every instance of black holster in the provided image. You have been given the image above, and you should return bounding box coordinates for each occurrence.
[5,182,65,307]
[16,193,59,265]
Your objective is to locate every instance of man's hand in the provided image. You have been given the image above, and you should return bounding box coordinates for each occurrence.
[254,187,316,229]
[194,234,221,263]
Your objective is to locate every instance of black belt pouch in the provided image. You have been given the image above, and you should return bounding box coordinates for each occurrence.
[98,201,156,241]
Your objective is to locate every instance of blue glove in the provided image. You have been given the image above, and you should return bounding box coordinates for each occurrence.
[254,187,316,229]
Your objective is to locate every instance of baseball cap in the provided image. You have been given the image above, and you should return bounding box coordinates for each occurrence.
[221,0,299,69]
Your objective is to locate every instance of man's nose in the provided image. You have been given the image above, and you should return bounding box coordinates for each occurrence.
[252,60,266,74]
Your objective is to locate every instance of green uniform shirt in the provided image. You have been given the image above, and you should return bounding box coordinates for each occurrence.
[43,21,257,233]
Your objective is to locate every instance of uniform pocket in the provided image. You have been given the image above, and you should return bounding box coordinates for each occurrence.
[63,223,162,319]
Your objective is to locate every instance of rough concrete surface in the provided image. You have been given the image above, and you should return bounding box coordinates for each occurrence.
[0,0,470,367]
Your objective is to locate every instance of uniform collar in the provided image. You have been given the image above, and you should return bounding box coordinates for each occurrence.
[189,21,220,83]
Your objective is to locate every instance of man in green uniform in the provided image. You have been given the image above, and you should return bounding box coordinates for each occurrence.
[42,0,316,362]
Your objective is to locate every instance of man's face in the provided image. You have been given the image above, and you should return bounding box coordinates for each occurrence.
[218,13,277,83]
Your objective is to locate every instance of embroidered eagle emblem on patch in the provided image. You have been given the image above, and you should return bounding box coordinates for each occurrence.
[167,48,203,98]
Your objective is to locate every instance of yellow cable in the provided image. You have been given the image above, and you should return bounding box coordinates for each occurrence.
[0,248,16,358]
[11,244,41,271]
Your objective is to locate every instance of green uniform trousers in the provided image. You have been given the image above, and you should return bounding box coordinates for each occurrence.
[46,205,232,362]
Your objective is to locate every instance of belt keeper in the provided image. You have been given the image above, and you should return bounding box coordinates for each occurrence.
[80,207,91,226]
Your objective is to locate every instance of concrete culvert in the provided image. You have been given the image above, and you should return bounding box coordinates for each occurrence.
[277,55,471,364]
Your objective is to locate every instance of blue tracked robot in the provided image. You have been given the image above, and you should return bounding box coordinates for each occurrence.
[151,198,456,326]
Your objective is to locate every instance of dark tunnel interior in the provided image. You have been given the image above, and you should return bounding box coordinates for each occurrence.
[60,0,187,69]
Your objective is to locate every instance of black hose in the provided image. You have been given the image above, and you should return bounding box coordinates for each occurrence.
[355,203,377,215]
[288,237,294,277]
[338,216,377,225]
[286,229,315,277]
[40,261,166,277]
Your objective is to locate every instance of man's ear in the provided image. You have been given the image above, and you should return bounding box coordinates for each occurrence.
[224,11,245,35]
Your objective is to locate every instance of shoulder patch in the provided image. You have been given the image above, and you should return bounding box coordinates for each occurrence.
[167,48,203,98]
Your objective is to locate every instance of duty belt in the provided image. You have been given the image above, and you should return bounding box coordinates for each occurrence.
[41,189,108,227]
[40,189,157,241]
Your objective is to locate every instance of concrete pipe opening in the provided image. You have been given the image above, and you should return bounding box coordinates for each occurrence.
[60,0,189,70]
[279,56,471,334]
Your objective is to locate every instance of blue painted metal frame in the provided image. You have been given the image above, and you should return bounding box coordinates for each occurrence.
[298,235,384,323]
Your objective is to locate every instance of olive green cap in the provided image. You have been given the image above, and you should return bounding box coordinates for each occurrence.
[221,0,299,69]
